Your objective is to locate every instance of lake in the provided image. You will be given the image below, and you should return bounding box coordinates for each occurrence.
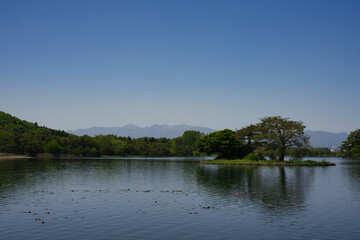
[1,157,360,239]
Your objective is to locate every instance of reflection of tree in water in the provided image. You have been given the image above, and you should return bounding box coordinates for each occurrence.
[196,165,316,215]
[342,160,360,196]
[0,158,196,197]
[0,158,69,194]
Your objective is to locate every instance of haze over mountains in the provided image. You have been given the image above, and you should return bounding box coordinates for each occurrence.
[68,125,349,148]
[305,130,349,148]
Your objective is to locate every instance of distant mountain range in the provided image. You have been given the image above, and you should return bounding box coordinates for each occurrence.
[68,125,349,148]
[68,124,216,139]
[305,130,349,148]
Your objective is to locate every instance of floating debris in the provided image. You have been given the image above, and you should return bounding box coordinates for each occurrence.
[119,189,130,192]
[136,190,151,193]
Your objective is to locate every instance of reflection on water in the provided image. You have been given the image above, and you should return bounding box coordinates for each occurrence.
[1,157,360,240]
[196,165,315,215]
[340,160,360,200]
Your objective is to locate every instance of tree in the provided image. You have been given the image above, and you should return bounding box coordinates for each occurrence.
[340,129,360,159]
[236,124,261,156]
[255,116,309,161]
[196,129,244,159]
[44,140,63,155]
[182,131,203,146]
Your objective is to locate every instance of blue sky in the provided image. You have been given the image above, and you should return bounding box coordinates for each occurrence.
[1,0,359,133]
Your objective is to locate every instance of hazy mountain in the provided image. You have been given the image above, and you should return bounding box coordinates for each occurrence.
[305,130,349,148]
[68,124,216,139]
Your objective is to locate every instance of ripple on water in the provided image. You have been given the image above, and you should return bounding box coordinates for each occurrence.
[1,157,360,239]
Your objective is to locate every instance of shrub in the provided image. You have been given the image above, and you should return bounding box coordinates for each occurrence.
[244,152,259,161]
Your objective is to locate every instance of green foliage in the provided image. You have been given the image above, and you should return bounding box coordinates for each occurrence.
[0,111,206,157]
[287,147,337,158]
[236,124,260,156]
[0,111,70,156]
[182,131,203,146]
[244,152,259,161]
[196,129,245,159]
[340,129,360,159]
[0,111,315,160]
[255,116,309,161]
[44,140,63,155]
[0,129,17,153]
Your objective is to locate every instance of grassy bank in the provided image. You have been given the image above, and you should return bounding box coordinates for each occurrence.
[200,159,336,166]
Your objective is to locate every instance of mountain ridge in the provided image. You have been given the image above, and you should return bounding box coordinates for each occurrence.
[305,130,349,148]
[68,124,216,139]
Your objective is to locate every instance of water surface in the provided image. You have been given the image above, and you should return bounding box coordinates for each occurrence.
[1,157,359,239]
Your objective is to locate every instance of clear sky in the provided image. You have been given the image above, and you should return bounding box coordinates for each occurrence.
[1,0,359,133]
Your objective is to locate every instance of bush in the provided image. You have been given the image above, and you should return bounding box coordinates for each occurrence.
[244,153,259,161]
[196,129,245,159]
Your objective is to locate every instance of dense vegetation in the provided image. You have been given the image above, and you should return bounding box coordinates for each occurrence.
[0,111,203,157]
[340,129,360,159]
[286,147,337,158]
[198,116,309,161]
[0,111,350,160]
[196,129,246,159]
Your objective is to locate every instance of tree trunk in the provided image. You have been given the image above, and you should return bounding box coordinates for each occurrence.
[279,146,286,161]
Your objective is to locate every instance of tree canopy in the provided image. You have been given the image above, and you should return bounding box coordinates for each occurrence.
[196,129,244,159]
[255,116,309,161]
[340,129,360,159]
[235,116,309,161]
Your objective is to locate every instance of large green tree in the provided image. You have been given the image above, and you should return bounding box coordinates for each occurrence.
[196,129,244,159]
[255,116,309,161]
[340,129,360,159]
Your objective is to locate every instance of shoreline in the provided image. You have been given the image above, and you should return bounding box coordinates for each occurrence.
[0,154,32,159]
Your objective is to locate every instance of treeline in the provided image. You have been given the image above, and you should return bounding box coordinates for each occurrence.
[0,111,203,157]
[2,111,358,159]
[286,147,338,158]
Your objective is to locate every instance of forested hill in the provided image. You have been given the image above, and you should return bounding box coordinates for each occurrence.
[0,111,203,157]
[0,111,68,136]
[0,111,69,155]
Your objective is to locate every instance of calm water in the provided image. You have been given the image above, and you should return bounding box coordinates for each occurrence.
[1,157,360,240]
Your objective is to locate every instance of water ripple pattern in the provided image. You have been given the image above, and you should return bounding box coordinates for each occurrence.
[0,157,359,240]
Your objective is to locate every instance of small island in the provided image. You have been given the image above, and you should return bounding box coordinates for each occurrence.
[200,159,336,166]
